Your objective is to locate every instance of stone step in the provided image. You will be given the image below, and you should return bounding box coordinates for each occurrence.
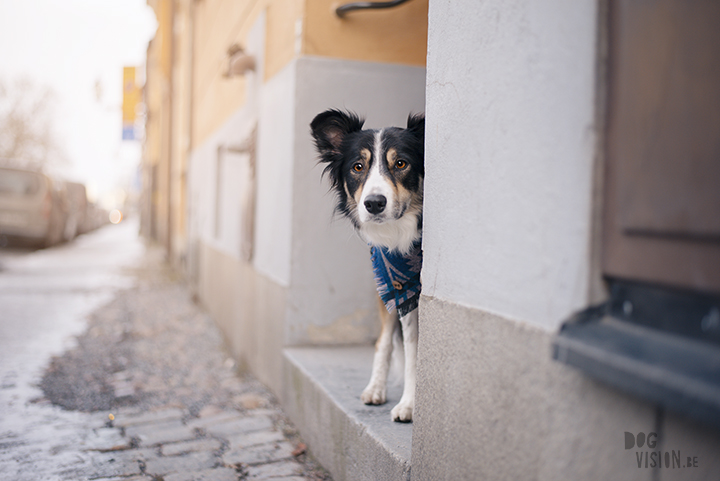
[282,346,412,481]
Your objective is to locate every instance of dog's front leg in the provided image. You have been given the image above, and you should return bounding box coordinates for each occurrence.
[391,308,417,422]
[361,295,398,405]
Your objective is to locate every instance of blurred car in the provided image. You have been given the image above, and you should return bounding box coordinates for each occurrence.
[63,181,88,240]
[82,201,109,232]
[0,166,66,247]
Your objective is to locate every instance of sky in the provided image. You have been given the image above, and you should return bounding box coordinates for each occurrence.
[0,0,157,207]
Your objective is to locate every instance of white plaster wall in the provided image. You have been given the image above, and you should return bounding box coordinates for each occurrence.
[287,56,427,344]
[422,0,598,331]
[253,61,295,287]
[188,111,256,260]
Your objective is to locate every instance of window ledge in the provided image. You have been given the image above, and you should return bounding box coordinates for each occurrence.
[553,313,720,429]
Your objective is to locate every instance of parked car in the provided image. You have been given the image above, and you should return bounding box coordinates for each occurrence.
[82,201,109,232]
[0,166,66,247]
[63,181,88,240]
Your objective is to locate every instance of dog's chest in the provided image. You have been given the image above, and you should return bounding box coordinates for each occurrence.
[370,241,422,317]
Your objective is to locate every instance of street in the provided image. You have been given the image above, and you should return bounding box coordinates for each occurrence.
[0,218,328,481]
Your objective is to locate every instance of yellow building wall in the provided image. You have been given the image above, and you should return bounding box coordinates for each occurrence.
[302,0,428,67]
[193,0,266,147]
[171,0,192,260]
[144,0,170,245]
[190,0,428,148]
[264,0,303,80]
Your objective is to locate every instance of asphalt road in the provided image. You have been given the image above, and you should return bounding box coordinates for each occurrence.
[0,217,143,407]
[0,218,145,479]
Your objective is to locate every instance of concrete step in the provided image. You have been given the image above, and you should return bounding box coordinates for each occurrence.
[282,346,412,481]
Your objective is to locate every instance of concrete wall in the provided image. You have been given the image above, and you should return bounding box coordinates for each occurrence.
[413,297,657,481]
[421,0,598,331]
[287,56,426,345]
[413,2,720,480]
[414,2,614,475]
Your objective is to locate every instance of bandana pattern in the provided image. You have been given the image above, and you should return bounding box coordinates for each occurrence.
[370,240,422,317]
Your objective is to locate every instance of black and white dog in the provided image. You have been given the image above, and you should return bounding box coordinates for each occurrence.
[311,110,424,422]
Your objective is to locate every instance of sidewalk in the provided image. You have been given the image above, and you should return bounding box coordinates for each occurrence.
[0,240,331,481]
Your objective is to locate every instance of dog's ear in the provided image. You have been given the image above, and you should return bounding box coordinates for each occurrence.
[310,109,365,157]
[406,113,425,140]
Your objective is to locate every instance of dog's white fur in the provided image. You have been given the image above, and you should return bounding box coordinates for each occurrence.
[355,129,420,422]
[358,130,422,255]
[358,207,422,256]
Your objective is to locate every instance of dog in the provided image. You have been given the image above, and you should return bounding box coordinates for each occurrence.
[311,109,424,422]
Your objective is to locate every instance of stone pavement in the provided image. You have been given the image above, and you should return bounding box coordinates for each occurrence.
[0,240,331,481]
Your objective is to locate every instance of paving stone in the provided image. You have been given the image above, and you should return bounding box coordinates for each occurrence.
[113,408,185,428]
[186,410,244,430]
[64,449,145,479]
[235,393,268,410]
[263,478,308,481]
[227,429,285,449]
[81,427,130,451]
[144,450,217,476]
[238,408,277,418]
[162,438,224,456]
[245,459,304,478]
[163,467,241,481]
[196,405,225,418]
[223,441,295,466]
[126,420,197,446]
[92,476,154,481]
[204,416,273,439]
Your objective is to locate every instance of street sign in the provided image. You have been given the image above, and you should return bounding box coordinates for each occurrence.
[122,67,141,141]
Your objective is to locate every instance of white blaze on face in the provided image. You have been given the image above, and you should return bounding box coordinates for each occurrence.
[359,129,395,223]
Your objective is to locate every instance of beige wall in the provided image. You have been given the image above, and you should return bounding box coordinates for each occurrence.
[170,0,192,264]
[144,0,191,265]
[303,0,428,67]
[198,242,287,393]
[144,0,173,247]
[192,0,263,146]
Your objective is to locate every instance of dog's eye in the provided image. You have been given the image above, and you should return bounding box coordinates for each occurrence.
[395,160,407,170]
[353,162,364,172]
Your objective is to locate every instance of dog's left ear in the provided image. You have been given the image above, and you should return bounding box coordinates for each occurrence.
[406,113,425,140]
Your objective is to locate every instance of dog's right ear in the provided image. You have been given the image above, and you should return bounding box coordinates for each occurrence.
[310,109,364,157]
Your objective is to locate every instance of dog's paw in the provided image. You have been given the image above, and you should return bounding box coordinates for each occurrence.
[391,399,413,422]
[361,385,386,405]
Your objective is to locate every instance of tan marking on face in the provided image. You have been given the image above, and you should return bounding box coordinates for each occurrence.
[382,148,406,209]
[349,182,363,208]
[386,148,397,170]
[348,149,371,211]
[396,182,413,207]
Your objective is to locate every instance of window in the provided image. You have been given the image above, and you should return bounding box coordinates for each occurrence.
[553,0,720,429]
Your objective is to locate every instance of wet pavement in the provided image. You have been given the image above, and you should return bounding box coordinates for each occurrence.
[0,218,330,481]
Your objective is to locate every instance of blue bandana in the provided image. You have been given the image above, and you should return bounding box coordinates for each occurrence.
[370,240,422,317]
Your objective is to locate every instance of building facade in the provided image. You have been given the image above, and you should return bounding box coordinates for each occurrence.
[142,1,720,480]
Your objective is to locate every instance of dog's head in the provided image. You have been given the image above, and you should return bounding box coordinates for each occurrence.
[311,109,425,254]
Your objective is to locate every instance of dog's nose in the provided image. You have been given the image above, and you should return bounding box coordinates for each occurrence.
[364,194,387,215]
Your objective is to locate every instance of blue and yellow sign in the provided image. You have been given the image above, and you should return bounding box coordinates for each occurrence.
[122,67,141,141]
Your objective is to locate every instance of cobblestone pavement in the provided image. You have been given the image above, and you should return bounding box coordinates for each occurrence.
[0,228,331,481]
